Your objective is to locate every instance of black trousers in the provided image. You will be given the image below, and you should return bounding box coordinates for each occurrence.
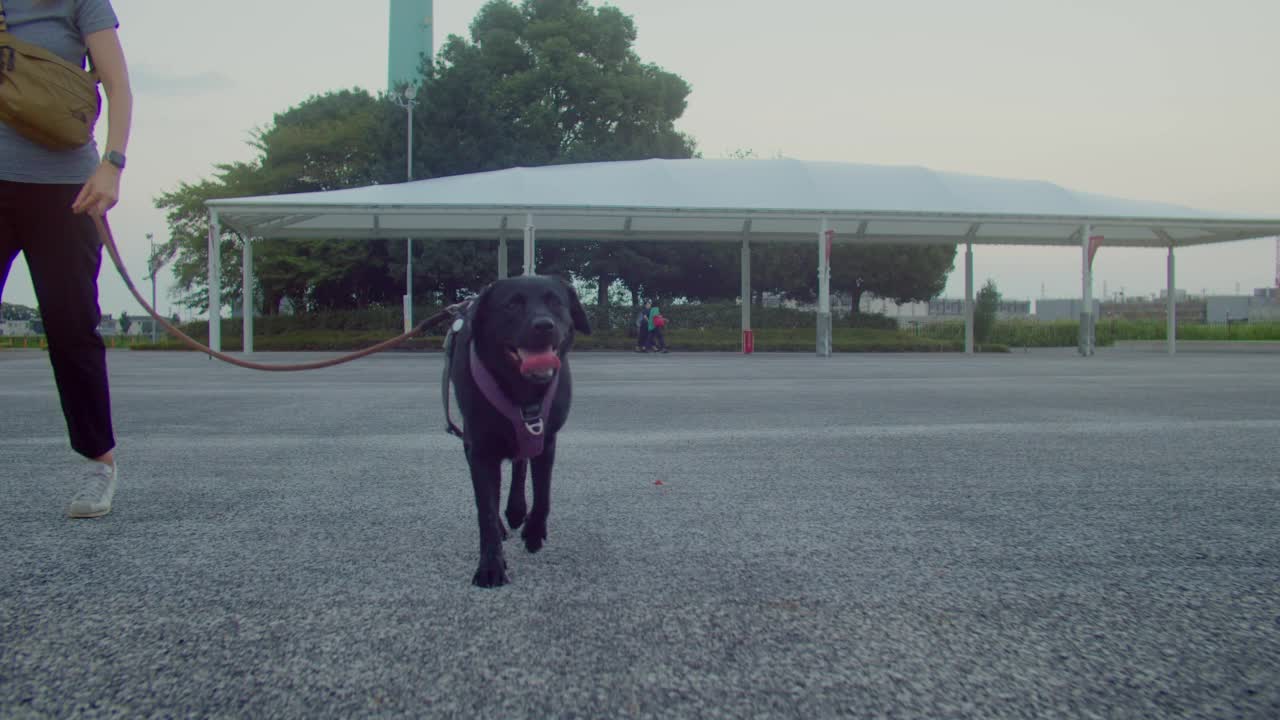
[0,180,116,459]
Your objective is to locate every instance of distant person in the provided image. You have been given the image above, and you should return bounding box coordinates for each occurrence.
[634,302,650,352]
[646,300,668,353]
[0,0,134,517]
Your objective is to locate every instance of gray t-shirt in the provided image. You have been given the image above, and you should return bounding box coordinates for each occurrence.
[0,0,120,184]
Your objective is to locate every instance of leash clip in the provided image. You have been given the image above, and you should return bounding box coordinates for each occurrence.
[521,404,545,436]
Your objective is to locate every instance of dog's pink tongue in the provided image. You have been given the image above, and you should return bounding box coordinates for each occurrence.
[518,350,560,374]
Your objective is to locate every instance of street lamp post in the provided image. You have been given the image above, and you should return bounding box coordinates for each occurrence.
[146,233,171,343]
[392,85,419,332]
[147,232,158,343]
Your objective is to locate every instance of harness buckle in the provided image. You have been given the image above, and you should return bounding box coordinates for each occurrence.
[521,404,545,436]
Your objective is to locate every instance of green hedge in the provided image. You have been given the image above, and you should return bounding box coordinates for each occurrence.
[923,319,1117,348]
[619,304,898,331]
[133,327,1009,354]
[1100,319,1280,341]
[222,306,452,336]
[178,302,898,337]
[923,318,1280,346]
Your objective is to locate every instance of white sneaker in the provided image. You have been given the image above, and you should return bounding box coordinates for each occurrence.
[67,462,118,519]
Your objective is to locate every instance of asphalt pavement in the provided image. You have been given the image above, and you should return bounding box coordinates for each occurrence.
[2,346,1278,718]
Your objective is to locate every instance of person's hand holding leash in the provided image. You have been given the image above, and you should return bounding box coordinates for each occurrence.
[72,161,121,215]
[72,25,132,217]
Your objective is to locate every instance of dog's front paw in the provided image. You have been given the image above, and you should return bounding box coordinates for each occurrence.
[472,555,509,588]
[505,502,526,531]
[521,522,547,554]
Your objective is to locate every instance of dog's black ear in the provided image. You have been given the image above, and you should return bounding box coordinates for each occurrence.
[562,279,591,336]
[467,282,495,333]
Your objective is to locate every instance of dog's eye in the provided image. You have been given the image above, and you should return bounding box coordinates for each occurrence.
[545,294,563,310]
[505,296,526,311]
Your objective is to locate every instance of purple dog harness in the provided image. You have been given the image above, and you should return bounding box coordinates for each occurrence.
[468,342,560,460]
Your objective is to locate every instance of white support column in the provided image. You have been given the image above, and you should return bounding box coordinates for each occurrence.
[741,223,751,351]
[208,210,222,353]
[497,216,510,279]
[964,240,974,354]
[403,99,415,333]
[1080,223,1094,356]
[1167,245,1177,355]
[523,213,536,275]
[404,237,414,333]
[816,218,832,357]
[242,237,253,354]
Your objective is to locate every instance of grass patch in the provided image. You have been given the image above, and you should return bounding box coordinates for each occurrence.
[2,335,163,350]
[923,319,1280,347]
[922,319,1110,348]
[1102,319,1280,342]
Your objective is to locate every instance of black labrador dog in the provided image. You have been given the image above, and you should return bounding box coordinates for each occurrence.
[444,275,590,587]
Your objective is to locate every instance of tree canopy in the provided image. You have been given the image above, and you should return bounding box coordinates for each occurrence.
[1,302,38,321]
[975,279,1001,342]
[154,0,955,318]
[155,89,402,313]
[831,244,958,314]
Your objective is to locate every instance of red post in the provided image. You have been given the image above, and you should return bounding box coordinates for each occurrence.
[743,329,754,354]
[1088,234,1104,268]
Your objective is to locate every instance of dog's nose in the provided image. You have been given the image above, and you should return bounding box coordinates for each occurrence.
[532,317,554,334]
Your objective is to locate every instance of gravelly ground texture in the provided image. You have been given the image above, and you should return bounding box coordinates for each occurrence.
[2,346,1278,719]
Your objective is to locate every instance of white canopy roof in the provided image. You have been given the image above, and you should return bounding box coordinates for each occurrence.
[207,158,1280,248]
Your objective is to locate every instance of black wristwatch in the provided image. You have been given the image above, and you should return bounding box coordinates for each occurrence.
[103,150,126,171]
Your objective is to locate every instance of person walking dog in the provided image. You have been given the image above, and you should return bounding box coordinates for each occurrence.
[0,0,134,517]
[633,302,650,352]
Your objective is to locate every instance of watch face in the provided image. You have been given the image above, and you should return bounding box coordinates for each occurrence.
[106,151,126,169]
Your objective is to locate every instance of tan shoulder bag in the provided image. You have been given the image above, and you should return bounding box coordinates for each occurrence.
[0,0,101,150]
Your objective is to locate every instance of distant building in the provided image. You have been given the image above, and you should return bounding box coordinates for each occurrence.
[859,294,930,319]
[1251,304,1280,323]
[1205,296,1253,324]
[930,298,1032,320]
[1,319,34,336]
[388,0,434,91]
[1096,300,1204,323]
[124,319,158,337]
[1035,299,1103,322]
[1199,293,1280,324]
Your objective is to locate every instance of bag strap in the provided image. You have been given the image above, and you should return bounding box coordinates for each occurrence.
[0,2,98,78]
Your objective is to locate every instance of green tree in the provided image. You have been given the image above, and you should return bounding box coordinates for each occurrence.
[155,90,402,314]
[751,244,817,306]
[2,302,37,321]
[974,279,1000,343]
[118,311,132,335]
[418,0,698,315]
[420,0,694,176]
[830,244,957,315]
[156,2,700,317]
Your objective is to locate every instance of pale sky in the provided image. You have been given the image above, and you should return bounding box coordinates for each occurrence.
[6,0,1278,317]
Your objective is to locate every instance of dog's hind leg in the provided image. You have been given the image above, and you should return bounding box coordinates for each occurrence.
[523,437,556,553]
[505,460,528,531]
